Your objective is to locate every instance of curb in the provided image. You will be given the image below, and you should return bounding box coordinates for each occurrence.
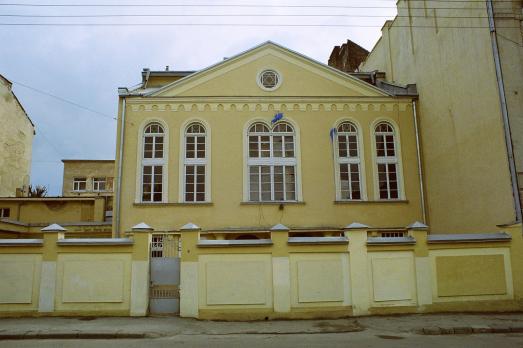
[0,332,147,340]
[420,326,523,335]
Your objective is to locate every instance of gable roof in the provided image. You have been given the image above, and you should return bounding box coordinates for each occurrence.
[146,41,390,98]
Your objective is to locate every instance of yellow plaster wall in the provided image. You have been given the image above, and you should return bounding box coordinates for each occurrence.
[0,254,41,312]
[0,77,34,197]
[0,198,105,225]
[367,251,417,307]
[198,254,273,309]
[117,100,421,232]
[429,248,513,302]
[289,253,350,307]
[361,0,518,232]
[55,253,132,312]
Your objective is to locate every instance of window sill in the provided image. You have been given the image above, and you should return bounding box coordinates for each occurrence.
[240,201,305,205]
[133,202,213,206]
[334,199,409,204]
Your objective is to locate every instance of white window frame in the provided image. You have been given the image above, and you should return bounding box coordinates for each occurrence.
[92,177,107,192]
[136,119,169,203]
[371,119,405,200]
[333,119,367,201]
[73,177,87,192]
[244,119,302,202]
[256,68,283,91]
[181,121,210,203]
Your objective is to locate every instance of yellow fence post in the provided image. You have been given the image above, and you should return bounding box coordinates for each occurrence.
[505,223,523,304]
[345,222,370,316]
[407,221,432,309]
[128,222,153,317]
[179,222,200,318]
[38,224,65,313]
[271,224,291,314]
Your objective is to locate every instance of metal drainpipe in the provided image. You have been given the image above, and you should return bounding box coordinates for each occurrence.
[412,100,427,224]
[114,97,126,238]
[486,0,522,222]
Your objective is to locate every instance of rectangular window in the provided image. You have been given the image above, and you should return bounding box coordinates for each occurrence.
[92,177,106,191]
[73,177,87,191]
[339,163,361,200]
[378,163,399,199]
[185,165,206,202]
[0,208,10,218]
[249,165,296,201]
[142,165,163,202]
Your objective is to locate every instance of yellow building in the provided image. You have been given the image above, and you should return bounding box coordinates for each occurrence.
[114,41,427,237]
[61,159,115,213]
[357,0,522,232]
[0,197,111,238]
[0,74,35,197]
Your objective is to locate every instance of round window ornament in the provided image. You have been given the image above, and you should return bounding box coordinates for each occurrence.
[258,69,281,91]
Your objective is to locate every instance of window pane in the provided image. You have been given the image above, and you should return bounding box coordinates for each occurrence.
[338,135,347,157]
[249,136,259,157]
[260,136,270,157]
[284,136,294,157]
[273,136,283,157]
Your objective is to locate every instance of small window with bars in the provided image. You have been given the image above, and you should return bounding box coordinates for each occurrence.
[0,208,10,219]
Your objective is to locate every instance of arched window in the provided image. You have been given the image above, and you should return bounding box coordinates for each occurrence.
[141,122,165,202]
[335,122,361,200]
[184,122,207,202]
[247,122,296,201]
[374,122,399,199]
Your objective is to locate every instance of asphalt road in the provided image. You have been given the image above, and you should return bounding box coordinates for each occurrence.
[3,332,523,347]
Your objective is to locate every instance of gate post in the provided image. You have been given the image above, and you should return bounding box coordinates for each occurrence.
[179,223,200,318]
[38,224,66,313]
[407,221,432,308]
[128,222,153,316]
[271,224,291,314]
[345,222,371,316]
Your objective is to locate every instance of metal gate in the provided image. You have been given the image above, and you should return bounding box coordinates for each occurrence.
[149,233,181,315]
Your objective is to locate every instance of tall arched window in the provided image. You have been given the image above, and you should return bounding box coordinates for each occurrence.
[248,122,296,201]
[374,122,399,199]
[141,122,165,202]
[184,122,207,202]
[335,122,361,200]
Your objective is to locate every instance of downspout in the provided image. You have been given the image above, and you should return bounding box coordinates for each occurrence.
[486,0,522,222]
[114,97,126,237]
[412,100,427,224]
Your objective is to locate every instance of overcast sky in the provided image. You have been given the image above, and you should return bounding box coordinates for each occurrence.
[0,0,397,195]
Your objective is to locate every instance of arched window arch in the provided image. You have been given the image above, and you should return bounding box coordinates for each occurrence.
[247,121,296,201]
[374,122,400,199]
[141,122,165,203]
[183,122,208,202]
[335,121,362,200]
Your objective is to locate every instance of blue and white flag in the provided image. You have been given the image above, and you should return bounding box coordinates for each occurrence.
[329,127,337,142]
[271,112,283,124]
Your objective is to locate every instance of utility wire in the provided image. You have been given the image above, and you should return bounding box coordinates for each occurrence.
[496,32,523,47]
[0,3,497,10]
[0,23,507,28]
[12,80,116,120]
[0,14,493,19]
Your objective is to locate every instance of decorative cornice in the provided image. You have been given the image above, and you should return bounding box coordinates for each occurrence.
[128,102,410,113]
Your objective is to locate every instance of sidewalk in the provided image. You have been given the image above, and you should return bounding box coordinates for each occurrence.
[0,313,522,339]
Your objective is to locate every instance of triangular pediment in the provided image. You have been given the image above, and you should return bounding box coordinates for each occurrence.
[148,41,388,98]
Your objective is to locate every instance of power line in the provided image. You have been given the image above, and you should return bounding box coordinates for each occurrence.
[0,3,497,10]
[497,32,523,47]
[0,14,492,19]
[0,23,507,28]
[12,80,116,120]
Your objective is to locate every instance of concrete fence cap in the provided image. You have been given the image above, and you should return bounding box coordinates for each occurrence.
[270,223,290,231]
[132,222,153,231]
[41,223,67,232]
[181,222,200,230]
[407,221,429,230]
[344,222,369,230]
